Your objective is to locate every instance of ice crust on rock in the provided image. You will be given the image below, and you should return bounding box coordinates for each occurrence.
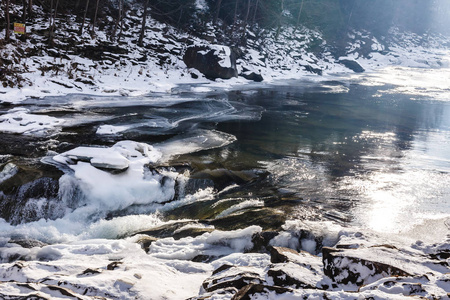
[53,140,161,171]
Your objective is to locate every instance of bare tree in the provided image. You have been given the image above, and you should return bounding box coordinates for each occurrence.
[251,0,259,25]
[295,0,304,29]
[79,0,90,35]
[49,0,60,45]
[111,0,123,41]
[91,0,100,36]
[22,0,27,23]
[28,0,33,18]
[214,0,222,24]
[275,0,284,39]
[138,0,149,46]
[5,0,11,41]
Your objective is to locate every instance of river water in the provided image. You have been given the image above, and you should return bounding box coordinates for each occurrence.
[0,67,449,245]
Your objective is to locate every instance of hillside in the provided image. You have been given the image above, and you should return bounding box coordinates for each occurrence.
[1,0,450,103]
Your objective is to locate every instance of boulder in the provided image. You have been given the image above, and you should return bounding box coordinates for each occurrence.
[322,246,412,286]
[339,59,365,73]
[183,45,238,80]
[202,265,264,293]
[268,246,325,289]
[240,69,263,82]
[303,65,323,75]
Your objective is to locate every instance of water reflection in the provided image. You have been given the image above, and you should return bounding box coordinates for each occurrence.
[215,79,450,234]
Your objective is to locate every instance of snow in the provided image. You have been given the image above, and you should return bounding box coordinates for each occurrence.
[0,163,18,184]
[0,108,64,135]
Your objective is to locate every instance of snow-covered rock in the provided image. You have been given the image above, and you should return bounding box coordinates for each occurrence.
[183,45,238,80]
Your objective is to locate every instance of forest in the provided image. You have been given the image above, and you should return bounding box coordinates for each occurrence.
[2,0,449,45]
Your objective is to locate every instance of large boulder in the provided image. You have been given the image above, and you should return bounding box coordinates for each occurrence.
[183,45,238,80]
[339,59,365,73]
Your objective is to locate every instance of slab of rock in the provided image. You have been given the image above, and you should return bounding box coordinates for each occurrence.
[202,265,264,293]
[268,246,325,289]
[322,246,412,286]
[183,45,238,80]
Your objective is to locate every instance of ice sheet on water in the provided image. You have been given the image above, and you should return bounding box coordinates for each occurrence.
[0,108,64,135]
[156,129,237,161]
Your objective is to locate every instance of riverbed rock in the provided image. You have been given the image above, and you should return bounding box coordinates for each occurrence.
[208,208,285,231]
[183,45,238,80]
[135,221,213,240]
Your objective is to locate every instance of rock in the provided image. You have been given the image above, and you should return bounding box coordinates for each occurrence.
[269,246,300,263]
[202,265,264,293]
[135,221,212,240]
[183,45,238,80]
[303,65,323,75]
[240,71,263,82]
[208,208,285,231]
[322,247,412,286]
[360,275,430,297]
[107,261,123,270]
[136,236,158,253]
[250,231,278,252]
[268,246,325,289]
[78,268,102,277]
[9,239,48,249]
[339,59,365,73]
[231,284,291,300]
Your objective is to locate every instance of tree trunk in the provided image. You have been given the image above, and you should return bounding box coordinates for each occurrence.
[91,0,100,36]
[295,0,304,29]
[48,0,54,45]
[111,0,122,41]
[79,0,90,35]
[275,0,284,40]
[117,3,125,42]
[251,0,259,25]
[214,0,222,25]
[138,0,149,46]
[28,0,33,18]
[51,0,60,42]
[22,0,27,23]
[5,0,10,41]
[231,0,239,33]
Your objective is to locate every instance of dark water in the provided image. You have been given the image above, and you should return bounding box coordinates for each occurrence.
[1,78,449,240]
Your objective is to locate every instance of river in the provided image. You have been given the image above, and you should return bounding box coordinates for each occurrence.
[0,68,449,243]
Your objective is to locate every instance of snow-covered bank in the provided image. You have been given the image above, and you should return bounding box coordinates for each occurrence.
[1,1,450,104]
[0,220,448,299]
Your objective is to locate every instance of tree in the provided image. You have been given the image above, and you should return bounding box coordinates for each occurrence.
[5,0,11,41]
[79,0,90,35]
[111,0,123,41]
[91,0,101,36]
[48,0,60,45]
[138,0,149,46]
